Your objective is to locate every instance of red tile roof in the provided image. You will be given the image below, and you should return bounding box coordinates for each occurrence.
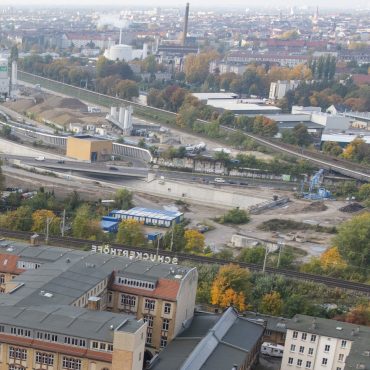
[112,278,180,301]
[0,254,25,275]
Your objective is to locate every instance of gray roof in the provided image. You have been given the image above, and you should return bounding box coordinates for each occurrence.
[0,304,142,341]
[150,308,264,370]
[243,311,289,333]
[288,315,370,370]
[0,240,192,307]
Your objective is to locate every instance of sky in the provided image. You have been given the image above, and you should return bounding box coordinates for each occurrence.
[1,0,369,9]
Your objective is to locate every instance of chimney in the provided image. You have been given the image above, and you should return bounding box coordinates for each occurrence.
[30,233,40,246]
[182,3,189,47]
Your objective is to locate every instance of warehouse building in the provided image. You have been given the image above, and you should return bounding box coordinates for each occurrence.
[109,207,184,228]
[66,136,113,162]
[0,239,198,366]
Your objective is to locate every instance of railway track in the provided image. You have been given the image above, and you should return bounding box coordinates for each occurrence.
[1,228,369,294]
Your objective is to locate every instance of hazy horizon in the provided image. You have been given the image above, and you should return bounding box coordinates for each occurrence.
[0,0,369,10]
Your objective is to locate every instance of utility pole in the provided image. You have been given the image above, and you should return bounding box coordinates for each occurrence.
[277,239,285,268]
[61,209,66,237]
[45,217,53,244]
[155,234,162,261]
[170,224,175,252]
[262,244,270,273]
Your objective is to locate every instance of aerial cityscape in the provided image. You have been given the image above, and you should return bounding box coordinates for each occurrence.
[0,2,369,370]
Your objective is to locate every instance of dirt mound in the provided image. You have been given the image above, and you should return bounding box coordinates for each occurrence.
[59,98,87,110]
[302,201,328,212]
[339,202,364,213]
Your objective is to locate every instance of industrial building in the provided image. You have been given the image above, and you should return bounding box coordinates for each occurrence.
[269,80,300,101]
[281,314,370,370]
[109,207,184,228]
[206,99,282,115]
[66,135,113,162]
[106,106,133,134]
[149,307,264,370]
[0,239,198,357]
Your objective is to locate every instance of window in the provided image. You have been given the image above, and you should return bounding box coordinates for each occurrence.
[338,354,344,362]
[36,352,54,366]
[62,357,81,370]
[9,366,25,370]
[146,329,152,345]
[145,299,155,310]
[162,319,170,332]
[107,344,113,352]
[288,357,293,365]
[306,361,311,369]
[121,294,136,308]
[301,333,307,340]
[336,368,342,370]
[290,344,296,352]
[9,347,27,360]
[324,345,330,352]
[265,330,272,335]
[0,275,4,284]
[322,358,328,366]
[297,359,302,367]
[0,325,4,332]
[299,346,304,354]
[144,315,154,328]
[341,340,347,348]
[107,291,112,304]
[308,348,314,356]
[160,335,167,348]
[10,327,16,334]
[310,335,316,342]
[99,343,106,350]
[293,331,298,339]
[164,303,171,314]
[91,342,98,349]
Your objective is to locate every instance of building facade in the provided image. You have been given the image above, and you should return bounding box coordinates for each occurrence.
[281,314,370,370]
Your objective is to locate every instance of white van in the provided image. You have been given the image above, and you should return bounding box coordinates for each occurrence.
[35,156,45,161]
[214,178,225,183]
[261,342,284,357]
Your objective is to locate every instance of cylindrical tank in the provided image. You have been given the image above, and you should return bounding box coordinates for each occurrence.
[107,44,133,62]
[11,61,17,85]
[119,107,125,124]
[110,106,117,119]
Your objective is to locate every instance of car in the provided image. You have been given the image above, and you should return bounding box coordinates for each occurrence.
[35,156,45,161]
[214,177,225,183]
[109,166,119,171]
[57,160,65,164]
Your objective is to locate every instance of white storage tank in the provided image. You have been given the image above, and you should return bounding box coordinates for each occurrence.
[104,44,133,62]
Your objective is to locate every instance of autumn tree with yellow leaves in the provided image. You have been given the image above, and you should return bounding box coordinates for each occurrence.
[116,219,146,247]
[210,264,251,311]
[184,229,205,253]
[32,209,61,235]
[259,291,283,316]
[320,247,347,271]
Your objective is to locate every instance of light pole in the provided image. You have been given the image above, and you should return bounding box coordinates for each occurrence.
[45,217,54,244]
[262,243,271,273]
[277,239,285,268]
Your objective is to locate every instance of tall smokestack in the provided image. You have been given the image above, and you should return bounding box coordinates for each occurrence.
[182,3,189,47]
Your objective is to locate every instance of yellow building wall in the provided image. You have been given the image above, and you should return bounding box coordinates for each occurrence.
[66,137,112,162]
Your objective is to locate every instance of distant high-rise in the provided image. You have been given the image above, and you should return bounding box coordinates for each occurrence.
[182,3,190,47]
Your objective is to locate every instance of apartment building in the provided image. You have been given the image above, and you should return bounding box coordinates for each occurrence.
[0,239,198,366]
[281,314,370,370]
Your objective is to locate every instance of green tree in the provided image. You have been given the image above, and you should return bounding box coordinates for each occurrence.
[116,219,146,246]
[115,80,139,100]
[163,223,186,252]
[335,212,370,269]
[72,204,103,240]
[218,111,235,126]
[32,209,60,235]
[0,206,33,231]
[184,229,205,253]
[322,141,343,156]
[358,183,370,201]
[292,123,313,147]
[238,246,265,264]
[176,104,198,128]
[114,189,133,210]
[222,208,250,224]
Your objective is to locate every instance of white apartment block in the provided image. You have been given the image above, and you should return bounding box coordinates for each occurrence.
[281,315,370,370]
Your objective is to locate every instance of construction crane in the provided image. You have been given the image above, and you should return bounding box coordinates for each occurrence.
[301,169,332,200]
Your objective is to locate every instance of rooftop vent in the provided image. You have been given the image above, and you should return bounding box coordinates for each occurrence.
[363,351,370,357]
[66,258,71,263]
[6,246,14,252]
[110,325,114,330]
[336,327,343,331]
[40,291,53,298]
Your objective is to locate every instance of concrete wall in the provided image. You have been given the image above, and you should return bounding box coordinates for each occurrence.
[134,179,268,209]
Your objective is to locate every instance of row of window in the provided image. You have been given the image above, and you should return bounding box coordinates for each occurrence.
[64,337,86,347]
[36,332,58,342]
[62,357,81,370]
[290,345,346,360]
[292,331,347,349]
[91,341,113,352]
[17,261,41,270]
[115,293,172,315]
[116,277,155,290]
[36,352,54,365]
[288,358,312,368]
